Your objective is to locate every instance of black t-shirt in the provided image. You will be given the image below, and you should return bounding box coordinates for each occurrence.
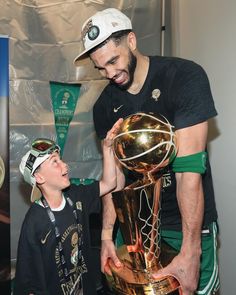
[14,182,100,295]
[93,56,218,230]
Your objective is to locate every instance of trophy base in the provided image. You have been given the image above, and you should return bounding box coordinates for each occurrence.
[108,246,180,295]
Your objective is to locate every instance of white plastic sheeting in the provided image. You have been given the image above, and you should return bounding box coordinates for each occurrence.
[0,0,171,258]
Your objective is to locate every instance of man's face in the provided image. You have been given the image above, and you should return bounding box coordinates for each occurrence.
[35,152,70,190]
[90,38,137,91]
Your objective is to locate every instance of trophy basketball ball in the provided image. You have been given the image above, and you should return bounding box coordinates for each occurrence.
[109,112,181,294]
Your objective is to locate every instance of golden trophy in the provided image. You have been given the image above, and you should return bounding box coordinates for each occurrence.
[109,112,180,294]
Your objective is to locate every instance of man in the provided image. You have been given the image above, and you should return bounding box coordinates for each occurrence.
[74,8,219,295]
[14,119,125,295]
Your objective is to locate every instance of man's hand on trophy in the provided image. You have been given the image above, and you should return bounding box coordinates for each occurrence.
[101,239,122,275]
[152,251,200,295]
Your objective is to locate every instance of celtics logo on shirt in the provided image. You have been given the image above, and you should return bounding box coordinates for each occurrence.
[55,222,87,295]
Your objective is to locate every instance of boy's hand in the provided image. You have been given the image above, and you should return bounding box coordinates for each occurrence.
[103,118,123,148]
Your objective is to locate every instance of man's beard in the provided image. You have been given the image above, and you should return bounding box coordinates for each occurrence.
[111,51,137,91]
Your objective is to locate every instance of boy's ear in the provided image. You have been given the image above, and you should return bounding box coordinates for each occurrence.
[34,172,45,185]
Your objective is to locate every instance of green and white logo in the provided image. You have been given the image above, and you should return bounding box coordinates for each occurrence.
[50,82,81,155]
[88,25,100,40]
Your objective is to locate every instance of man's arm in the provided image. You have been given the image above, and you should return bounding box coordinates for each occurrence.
[153,121,208,295]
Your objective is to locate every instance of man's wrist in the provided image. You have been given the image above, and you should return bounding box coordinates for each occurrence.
[101,228,113,240]
[181,239,202,258]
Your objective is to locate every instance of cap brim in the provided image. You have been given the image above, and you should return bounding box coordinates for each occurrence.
[73,48,90,66]
[30,184,42,202]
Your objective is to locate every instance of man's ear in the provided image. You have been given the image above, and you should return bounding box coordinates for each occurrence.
[34,172,45,185]
[127,32,137,51]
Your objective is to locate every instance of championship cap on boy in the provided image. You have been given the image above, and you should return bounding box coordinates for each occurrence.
[19,139,60,202]
[74,8,132,65]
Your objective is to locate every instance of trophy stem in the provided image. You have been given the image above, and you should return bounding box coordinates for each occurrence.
[110,177,180,294]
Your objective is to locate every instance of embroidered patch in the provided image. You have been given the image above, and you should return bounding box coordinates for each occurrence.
[76,201,82,211]
[81,19,92,39]
[87,25,100,40]
[152,89,161,101]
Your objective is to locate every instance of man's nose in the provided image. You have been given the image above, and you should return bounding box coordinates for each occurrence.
[105,66,116,79]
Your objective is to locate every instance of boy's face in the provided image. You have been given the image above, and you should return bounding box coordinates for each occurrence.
[35,152,70,190]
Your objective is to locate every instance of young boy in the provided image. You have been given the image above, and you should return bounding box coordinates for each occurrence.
[13,119,124,295]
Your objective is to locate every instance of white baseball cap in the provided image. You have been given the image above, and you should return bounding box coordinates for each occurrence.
[74,8,132,65]
[19,139,60,202]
